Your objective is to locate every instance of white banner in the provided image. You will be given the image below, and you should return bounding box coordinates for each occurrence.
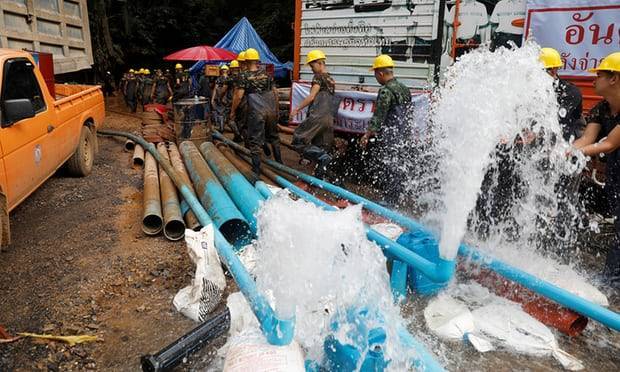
[289,82,430,134]
[525,0,620,77]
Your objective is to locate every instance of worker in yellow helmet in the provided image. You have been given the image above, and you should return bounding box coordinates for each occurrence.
[140,68,154,110]
[361,54,412,206]
[573,52,620,286]
[231,48,282,181]
[237,51,247,72]
[539,48,584,141]
[124,68,140,113]
[231,52,249,144]
[212,64,231,132]
[290,49,338,180]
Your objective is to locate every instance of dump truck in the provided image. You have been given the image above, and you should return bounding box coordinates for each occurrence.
[0,48,105,246]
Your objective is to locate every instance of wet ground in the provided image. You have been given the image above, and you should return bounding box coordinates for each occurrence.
[1,96,618,371]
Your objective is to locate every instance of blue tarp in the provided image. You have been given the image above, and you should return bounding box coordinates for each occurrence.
[190,17,292,79]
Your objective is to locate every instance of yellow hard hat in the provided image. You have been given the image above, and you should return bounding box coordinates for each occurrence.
[220,64,229,70]
[230,60,240,68]
[144,69,151,75]
[129,68,135,73]
[589,52,620,73]
[237,51,246,62]
[539,48,563,69]
[306,49,326,64]
[245,48,260,61]
[370,54,395,71]
[175,63,183,70]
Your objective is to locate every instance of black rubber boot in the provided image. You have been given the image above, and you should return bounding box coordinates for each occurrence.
[271,144,283,164]
[262,144,272,157]
[314,153,332,180]
[250,154,261,185]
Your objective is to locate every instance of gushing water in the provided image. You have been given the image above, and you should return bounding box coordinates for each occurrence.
[253,193,420,369]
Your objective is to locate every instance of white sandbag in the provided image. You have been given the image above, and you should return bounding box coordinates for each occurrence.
[424,294,493,352]
[173,225,226,322]
[226,292,259,337]
[371,223,404,240]
[223,327,305,372]
[266,184,282,195]
[545,269,608,307]
[472,302,584,370]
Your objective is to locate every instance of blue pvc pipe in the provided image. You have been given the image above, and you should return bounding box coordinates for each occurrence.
[253,168,444,370]
[213,133,620,332]
[213,133,453,283]
[458,244,620,331]
[179,141,252,248]
[98,130,294,345]
[200,142,263,234]
[254,181,273,200]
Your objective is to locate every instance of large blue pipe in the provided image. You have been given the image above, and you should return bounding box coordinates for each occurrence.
[213,133,620,332]
[179,141,252,248]
[200,142,263,234]
[98,130,294,345]
[214,133,453,283]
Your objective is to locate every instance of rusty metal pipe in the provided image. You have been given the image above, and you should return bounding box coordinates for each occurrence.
[125,139,136,152]
[167,142,201,231]
[179,141,252,248]
[142,151,163,235]
[98,129,295,346]
[157,143,185,241]
[133,144,145,168]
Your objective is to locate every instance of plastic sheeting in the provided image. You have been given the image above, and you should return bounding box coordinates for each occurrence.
[190,17,292,79]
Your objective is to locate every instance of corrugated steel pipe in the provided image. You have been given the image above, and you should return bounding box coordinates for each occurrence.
[167,142,201,231]
[212,132,620,332]
[98,129,295,346]
[199,142,263,235]
[179,141,252,248]
[142,151,163,236]
[156,143,185,241]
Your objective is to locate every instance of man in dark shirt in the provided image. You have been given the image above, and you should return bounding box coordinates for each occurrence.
[540,48,584,141]
[574,52,620,286]
[360,54,412,206]
[151,69,173,105]
[230,48,281,182]
[124,71,139,113]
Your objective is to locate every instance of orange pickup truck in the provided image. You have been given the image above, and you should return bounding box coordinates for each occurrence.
[0,49,105,246]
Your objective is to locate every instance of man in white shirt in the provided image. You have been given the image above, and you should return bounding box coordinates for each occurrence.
[445,0,489,58]
[489,0,526,50]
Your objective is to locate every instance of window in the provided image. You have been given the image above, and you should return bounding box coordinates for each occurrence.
[1,58,46,124]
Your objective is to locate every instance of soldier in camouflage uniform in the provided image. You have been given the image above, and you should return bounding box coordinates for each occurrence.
[212,64,230,132]
[361,54,413,206]
[230,48,282,182]
[124,70,139,113]
[151,69,173,105]
[290,49,339,179]
[140,69,154,110]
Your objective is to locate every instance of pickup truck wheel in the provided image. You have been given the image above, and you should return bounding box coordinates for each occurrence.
[66,126,95,177]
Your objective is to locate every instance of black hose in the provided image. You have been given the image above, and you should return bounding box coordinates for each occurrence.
[140,308,231,372]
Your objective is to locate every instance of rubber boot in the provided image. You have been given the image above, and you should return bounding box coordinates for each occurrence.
[263,144,272,157]
[315,153,332,180]
[271,144,283,164]
[250,154,261,185]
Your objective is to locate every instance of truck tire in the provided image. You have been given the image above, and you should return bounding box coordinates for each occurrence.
[66,126,95,177]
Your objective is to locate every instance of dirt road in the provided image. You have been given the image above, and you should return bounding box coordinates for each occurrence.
[0,109,199,370]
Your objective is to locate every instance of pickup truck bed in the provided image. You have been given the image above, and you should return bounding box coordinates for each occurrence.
[0,49,105,246]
